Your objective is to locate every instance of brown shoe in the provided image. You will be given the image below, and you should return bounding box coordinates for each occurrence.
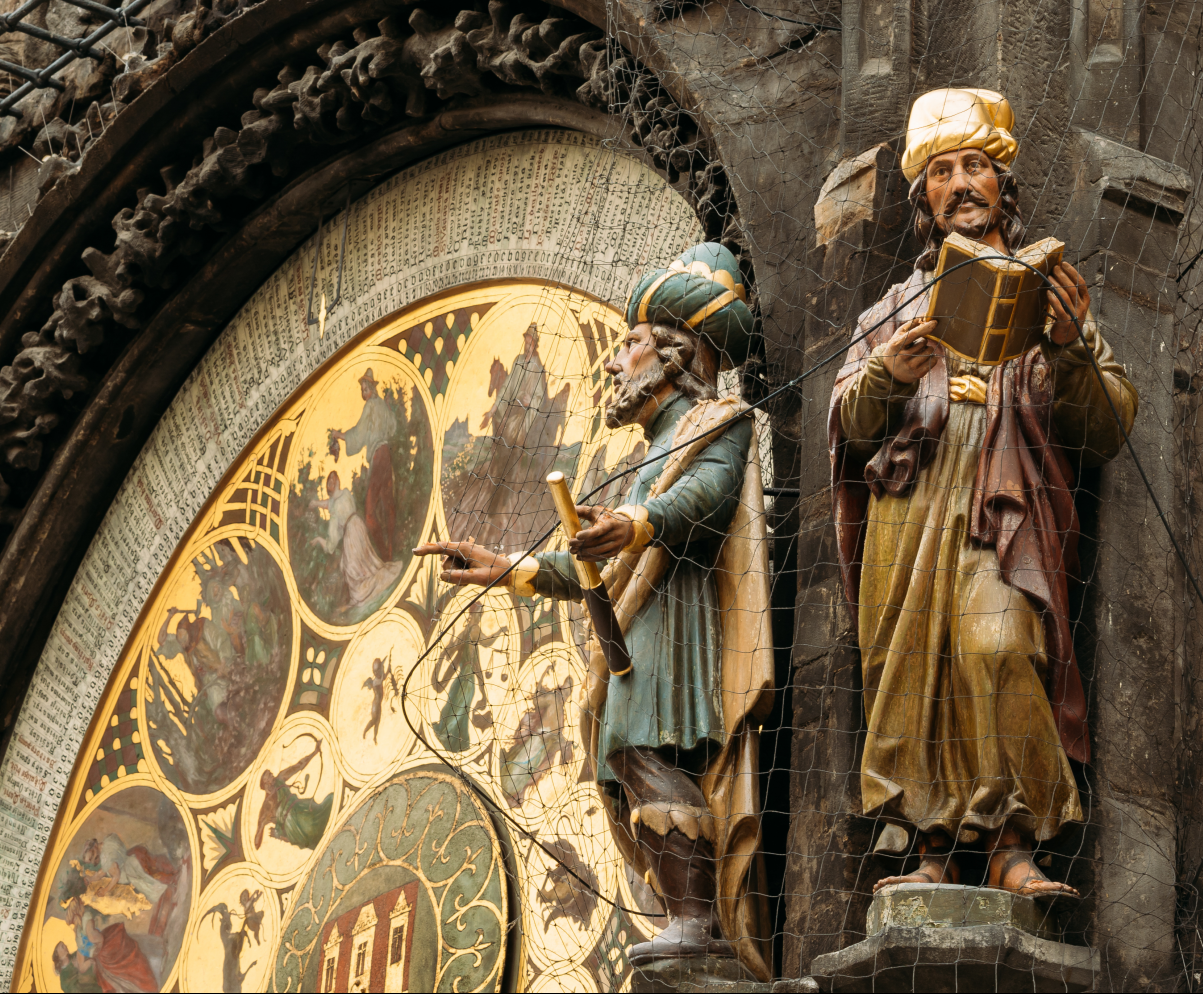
[627,828,734,964]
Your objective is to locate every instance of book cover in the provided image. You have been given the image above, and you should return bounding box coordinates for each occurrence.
[923,231,1064,365]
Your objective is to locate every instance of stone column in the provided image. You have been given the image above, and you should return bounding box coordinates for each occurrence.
[781,141,913,974]
[1060,130,1192,992]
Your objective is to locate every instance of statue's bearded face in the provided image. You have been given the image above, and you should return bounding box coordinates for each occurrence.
[605,362,667,429]
[604,322,669,429]
[924,148,1003,241]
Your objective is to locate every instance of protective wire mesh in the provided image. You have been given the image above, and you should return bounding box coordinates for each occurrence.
[5,0,1203,990]
[375,4,1203,990]
[0,0,151,114]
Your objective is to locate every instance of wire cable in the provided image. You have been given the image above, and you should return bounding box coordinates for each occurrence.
[398,252,1201,918]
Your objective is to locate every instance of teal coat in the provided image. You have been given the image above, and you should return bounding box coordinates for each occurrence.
[530,392,753,786]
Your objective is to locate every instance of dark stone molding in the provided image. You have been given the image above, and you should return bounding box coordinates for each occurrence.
[0,0,746,696]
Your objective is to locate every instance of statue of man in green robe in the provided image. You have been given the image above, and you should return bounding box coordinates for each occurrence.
[416,243,774,980]
[830,88,1139,894]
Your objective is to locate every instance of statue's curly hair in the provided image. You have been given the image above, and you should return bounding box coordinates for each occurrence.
[649,324,719,402]
[908,158,1025,271]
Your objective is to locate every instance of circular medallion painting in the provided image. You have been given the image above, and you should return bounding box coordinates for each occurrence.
[286,354,435,629]
[272,770,507,993]
[11,129,703,992]
[141,534,296,798]
[35,783,195,994]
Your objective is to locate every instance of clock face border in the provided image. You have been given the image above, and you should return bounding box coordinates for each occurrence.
[9,129,699,993]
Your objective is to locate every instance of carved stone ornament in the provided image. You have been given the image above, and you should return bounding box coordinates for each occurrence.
[0,0,744,525]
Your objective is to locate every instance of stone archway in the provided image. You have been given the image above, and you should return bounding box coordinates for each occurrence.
[0,0,746,692]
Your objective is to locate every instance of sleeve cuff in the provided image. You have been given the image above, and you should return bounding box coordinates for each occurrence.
[507,553,540,597]
[613,504,655,554]
[1041,313,1098,367]
[863,352,921,396]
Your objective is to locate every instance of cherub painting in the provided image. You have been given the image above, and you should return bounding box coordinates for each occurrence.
[362,654,399,744]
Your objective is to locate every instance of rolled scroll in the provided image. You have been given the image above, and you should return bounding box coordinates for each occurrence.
[546,472,632,676]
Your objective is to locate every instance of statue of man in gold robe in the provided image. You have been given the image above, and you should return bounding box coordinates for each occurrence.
[829,88,1139,894]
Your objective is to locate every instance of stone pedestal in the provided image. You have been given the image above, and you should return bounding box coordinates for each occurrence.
[808,884,1099,992]
[631,955,772,993]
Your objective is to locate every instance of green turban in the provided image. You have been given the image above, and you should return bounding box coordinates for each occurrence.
[625,243,754,366]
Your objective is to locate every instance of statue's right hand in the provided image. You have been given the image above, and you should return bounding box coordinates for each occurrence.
[880,318,940,384]
[413,541,512,587]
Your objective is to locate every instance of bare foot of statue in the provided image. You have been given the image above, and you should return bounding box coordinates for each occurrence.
[987,847,1080,897]
[986,826,1080,897]
[873,831,962,893]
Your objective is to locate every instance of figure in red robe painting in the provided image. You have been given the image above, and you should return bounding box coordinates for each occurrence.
[62,895,159,993]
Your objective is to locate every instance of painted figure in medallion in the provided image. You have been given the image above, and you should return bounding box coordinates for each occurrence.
[430,600,507,753]
[829,88,1139,893]
[254,738,333,851]
[200,899,257,993]
[417,244,774,981]
[330,368,397,560]
[447,322,574,552]
[289,363,433,626]
[148,538,291,796]
[500,670,575,808]
[310,470,404,610]
[46,789,191,992]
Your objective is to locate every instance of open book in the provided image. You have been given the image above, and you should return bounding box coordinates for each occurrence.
[923,231,1064,365]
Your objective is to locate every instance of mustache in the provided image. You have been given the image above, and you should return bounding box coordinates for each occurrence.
[939,187,994,217]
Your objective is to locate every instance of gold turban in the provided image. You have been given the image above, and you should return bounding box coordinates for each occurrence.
[901,88,1018,183]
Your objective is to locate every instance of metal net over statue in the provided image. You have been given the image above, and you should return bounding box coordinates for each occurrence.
[0,3,1198,994]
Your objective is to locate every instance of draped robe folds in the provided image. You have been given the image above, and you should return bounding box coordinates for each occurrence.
[94,920,159,993]
[574,396,775,981]
[829,268,1138,845]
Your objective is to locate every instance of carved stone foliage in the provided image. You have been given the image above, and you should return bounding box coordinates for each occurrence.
[0,0,742,520]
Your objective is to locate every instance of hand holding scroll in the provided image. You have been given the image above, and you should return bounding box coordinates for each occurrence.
[570,506,635,562]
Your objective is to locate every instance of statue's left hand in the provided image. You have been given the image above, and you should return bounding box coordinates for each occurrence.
[571,507,634,562]
[1047,262,1091,345]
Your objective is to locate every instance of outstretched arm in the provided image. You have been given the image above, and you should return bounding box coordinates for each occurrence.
[413,541,511,586]
[277,741,322,784]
